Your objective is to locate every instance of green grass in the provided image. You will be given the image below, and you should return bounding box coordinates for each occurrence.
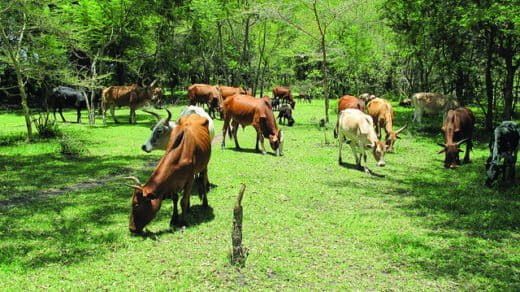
[0,102,518,290]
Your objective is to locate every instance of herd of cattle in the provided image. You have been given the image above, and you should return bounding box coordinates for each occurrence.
[47,83,518,233]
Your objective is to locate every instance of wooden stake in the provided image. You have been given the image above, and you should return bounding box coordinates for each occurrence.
[231,184,247,267]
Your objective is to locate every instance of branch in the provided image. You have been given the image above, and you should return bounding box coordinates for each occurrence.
[15,11,27,60]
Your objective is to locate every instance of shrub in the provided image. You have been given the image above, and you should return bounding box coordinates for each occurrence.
[33,112,62,139]
[59,135,88,158]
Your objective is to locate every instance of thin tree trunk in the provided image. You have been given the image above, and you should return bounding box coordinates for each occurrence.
[502,54,516,120]
[485,28,495,131]
[312,1,329,122]
[253,21,267,96]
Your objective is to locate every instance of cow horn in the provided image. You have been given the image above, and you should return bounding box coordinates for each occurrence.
[456,138,469,146]
[149,79,157,88]
[127,184,143,191]
[165,108,172,124]
[437,149,446,154]
[437,143,446,148]
[142,109,161,121]
[396,123,408,134]
[124,176,143,187]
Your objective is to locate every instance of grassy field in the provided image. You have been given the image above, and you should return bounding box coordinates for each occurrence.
[0,101,518,290]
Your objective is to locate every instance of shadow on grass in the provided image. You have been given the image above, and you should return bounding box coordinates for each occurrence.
[225,146,278,156]
[381,156,519,289]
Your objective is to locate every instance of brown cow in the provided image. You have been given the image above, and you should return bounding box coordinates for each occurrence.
[273,87,295,109]
[221,94,284,156]
[334,95,365,139]
[101,80,160,124]
[127,114,212,233]
[367,98,407,153]
[188,84,223,119]
[219,86,250,100]
[438,107,475,169]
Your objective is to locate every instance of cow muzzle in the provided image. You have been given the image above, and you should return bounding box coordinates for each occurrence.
[377,160,386,167]
[141,144,152,153]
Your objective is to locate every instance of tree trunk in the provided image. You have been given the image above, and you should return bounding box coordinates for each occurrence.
[312,1,329,122]
[253,21,267,96]
[485,28,495,131]
[502,54,516,120]
[231,184,247,267]
[17,73,33,141]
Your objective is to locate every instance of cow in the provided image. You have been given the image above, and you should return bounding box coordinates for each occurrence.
[278,104,295,126]
[152,87,164,106]
[273,87,295,109]
[297,93,312,103]
[141,106,215,153]
[50,86,87,123]
[412,92,459,123]
[333,95,365,139]
[221,94,284,156]
[437,107,475,169]
[337,109,386,173]
[485,121,520,186]
[188,84,222,119]
[399,98,412,107]
[126,114,212,233]
[359,93,376,104]
[219,86,250,100]
[367,98,407,153]
[101,80,160,124]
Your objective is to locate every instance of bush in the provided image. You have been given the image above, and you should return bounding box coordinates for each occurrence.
[33,112,61,139]
[59,135,88,158]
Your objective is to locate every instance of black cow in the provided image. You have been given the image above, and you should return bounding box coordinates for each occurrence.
[278,104,295,126]
[485,121,520,186]
[51,86,87,123]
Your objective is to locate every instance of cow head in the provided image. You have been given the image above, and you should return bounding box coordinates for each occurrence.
[289,99,296,110]
[485,157,500,186]
[141,109,174,153]
[367,140,386,167]
[385,124,407,153]
[438,139,467,168]
[126,176,161,233]
[270,130,284,156]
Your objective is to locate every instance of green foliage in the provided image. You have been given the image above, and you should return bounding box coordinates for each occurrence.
[32,112,61,139]
[59,135,88,158]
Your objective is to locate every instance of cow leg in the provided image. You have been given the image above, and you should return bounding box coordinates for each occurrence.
[232,120,241,149]
[463,140,472,163]
[58,107,66,122]
[110,106,119,124]
[338,132,343,164]
[179,179,194,226]
[257,131,267,155]
[198,169,209,208]
[53,106,57,121]
[221,115,231,150]
[362,149,370,174]
[77,106,81,123]
[170,193,179,227]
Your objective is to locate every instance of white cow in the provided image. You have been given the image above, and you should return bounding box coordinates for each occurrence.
[411,92,459,123]
[338,109,387,173]
[141,106,215,152]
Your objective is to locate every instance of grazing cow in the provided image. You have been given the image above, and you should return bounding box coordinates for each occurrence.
[367,98,407,153]
[219,86,250,100]
[101,80,160,124]
[51,86,87,123]
[127,114,212,233]
[222,94,284,156]
[437,107,475,169]
[297,93,312,103]
[273,87,295,109]
[399,98,412,107]
[412,92,459,123]
[337,109,386,173]
[188,84,222,119]
[271,97,281,111]
[141,106,215,153]
[485,121,520,186]
[333,95,365,139]
[278,104,295,126]
[359,93,376,104]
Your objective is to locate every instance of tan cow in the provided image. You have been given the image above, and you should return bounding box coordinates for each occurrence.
[367,98,407,153]
[337,109,386,173]
[101,80,160,124]
[412,92,459,123]
[219,86,250,99]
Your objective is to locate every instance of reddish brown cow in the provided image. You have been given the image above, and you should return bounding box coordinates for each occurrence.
[188,84,223,119]
[221,94,284,156]
[127,114,212,233]
[334,95,365,138]
[101,80,160,124]
[438,107,475,169]
[273,87,295,109]
[367,98,407,153]
[219,86,250,100]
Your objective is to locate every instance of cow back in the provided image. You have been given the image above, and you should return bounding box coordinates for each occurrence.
[412,92,456,114]
[367,98,393,121]
[442,107,475,143]
[224,94,277,132]
[338,95,365,113]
